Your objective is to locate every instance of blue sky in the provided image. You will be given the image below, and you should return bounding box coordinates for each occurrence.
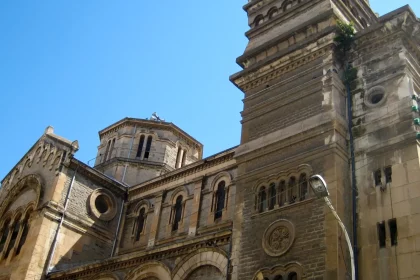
[0,1,419,179]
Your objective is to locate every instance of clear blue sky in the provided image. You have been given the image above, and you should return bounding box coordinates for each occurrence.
[0,1,419,180]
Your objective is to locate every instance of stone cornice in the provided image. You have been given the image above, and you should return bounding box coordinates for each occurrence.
[95,157,174,173]
[128,147,237,199]
[47,230,231,280]
[69,159,127,195]
[232,44,334,93]
[236,10,335,68]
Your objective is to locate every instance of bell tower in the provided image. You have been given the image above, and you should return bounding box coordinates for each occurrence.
[230,0,376,279]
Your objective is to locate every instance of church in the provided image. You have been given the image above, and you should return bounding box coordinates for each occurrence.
[1,1,420,279]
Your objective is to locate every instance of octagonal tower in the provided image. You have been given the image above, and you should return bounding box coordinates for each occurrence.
[94,117,203,186]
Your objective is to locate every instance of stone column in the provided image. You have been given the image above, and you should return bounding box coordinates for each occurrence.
[189,178,203,236]
[147,192,164,248]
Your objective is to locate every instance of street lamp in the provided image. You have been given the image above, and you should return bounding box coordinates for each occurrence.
[309,174,355,280]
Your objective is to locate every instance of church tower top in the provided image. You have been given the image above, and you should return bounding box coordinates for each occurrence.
[234,0,377,74]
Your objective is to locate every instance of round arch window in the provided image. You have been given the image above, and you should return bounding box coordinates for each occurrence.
[365,86,386,107]
[95,195,110,214]
[89,189,117,221]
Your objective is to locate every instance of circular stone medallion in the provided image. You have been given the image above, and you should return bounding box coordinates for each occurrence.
[262,219,295,257]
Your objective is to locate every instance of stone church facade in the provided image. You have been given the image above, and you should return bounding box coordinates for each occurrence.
[1,1,420,280]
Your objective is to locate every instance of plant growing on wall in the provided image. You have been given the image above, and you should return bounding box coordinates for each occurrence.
[334,20,357,83]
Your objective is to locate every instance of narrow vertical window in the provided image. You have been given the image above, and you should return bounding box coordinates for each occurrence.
[279,181,286,207]
[385,166,392,184]
[377,221,386,248]
[108,138,115,159]
[103,140,111,163]
[175,147,181,168]
[172,196,183,231]
[135,208,146,241]
[389,218,398,246]
[144,136,153,159]
[214,181,226,220]
[374,169,382,186]
[181,149,187,167]
[5,217,21,259]
[0,219,11,253]
[299,173,308,201]
[16,212,31,255]
[289,177,296,204]
[259,187,267,213]
[269,183,276,210]
[136,135,145,158]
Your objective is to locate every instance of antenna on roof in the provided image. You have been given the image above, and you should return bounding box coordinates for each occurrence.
[150,112,165,122]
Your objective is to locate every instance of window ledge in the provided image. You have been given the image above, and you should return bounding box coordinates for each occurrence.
[251,197,316,218]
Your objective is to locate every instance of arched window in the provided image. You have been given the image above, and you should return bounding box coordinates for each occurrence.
[5,214,21,259]
[214,181,226,220]
[279,180,286,207]
[288,272,298,280]
[360,18,368,28]
[16,211,31,255]
[269,183,276,210]
[135,208,146,241]
[175,147,182,168]
[144,136,153,159]
[172,195,183,231]
[299,173,308,201]
[268,7,278,19]
[259,187,267,212]
[136,135,145,158]
[0,218,11,253]
[181,149,187,167]
[103,140,111,163]
[283,1,292,12]
[254,15,264,27]
[274,276,284,280]
[288,177,296,204]
[108,138,116,159]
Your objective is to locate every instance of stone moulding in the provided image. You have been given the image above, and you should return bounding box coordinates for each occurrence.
[129,151,235,198]
[262,219,295,257]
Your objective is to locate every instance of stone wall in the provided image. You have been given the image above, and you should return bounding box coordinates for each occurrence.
[352,8,420,279]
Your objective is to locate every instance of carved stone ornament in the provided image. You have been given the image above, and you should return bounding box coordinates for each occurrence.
[262,219,295,257]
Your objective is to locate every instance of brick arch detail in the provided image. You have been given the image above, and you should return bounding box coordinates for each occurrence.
[172,249,228,280]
